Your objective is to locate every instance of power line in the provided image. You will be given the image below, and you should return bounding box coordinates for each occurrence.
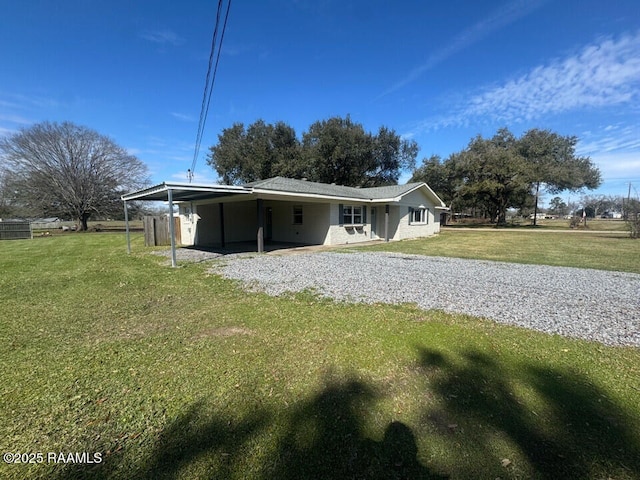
[189,0,231,181]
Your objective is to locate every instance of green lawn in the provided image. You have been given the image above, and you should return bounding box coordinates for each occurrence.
[360,229,640,273]
[448,218,629,231]
[1,233,639,479]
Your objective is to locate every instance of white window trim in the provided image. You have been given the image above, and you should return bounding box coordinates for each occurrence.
[343,205,364,226]
[410,207,429,225]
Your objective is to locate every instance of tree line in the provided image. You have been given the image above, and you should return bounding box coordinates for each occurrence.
[0,117,608,231]
[410,128,601,225]
[209,119,601,226]
[549,194,633,218]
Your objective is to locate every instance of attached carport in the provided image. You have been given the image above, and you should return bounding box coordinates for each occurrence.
[121,182,250,267]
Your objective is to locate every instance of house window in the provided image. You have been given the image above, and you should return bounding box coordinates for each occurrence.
[410,207,428,225]
[292,205,303,225]
[343,205,363,225]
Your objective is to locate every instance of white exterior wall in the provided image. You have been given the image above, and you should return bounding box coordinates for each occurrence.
[367,205,400,241]
[179,204,197,246]
[192,203,220,245]
[327,203,373,245]
[183,201,258,247]
[223,202,257,243]
[395,189,441,240]
[177,187,442,248]
[268,201,330,245]
[387,205,401,240]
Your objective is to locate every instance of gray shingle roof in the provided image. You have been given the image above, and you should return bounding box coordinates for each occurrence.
[247,177,424,201]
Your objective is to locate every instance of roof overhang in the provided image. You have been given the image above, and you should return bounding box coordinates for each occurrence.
[121,182,250,202]
[252,188,369,203]
[121,179,449,207]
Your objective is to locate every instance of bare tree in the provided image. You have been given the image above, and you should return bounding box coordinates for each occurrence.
[0,167,17,218]
[0,121,149,230]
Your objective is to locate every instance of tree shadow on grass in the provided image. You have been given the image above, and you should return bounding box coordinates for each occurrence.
[418,347,640,479]
[55,376,442,480]
[54,400,271,480]
[264,378,443,480]
[50,350,640,479]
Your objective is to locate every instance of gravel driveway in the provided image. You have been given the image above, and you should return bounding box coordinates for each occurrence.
[213,251,640,347]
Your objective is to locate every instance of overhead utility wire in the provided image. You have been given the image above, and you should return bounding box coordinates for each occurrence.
[190,0,224,178]
[189,0,231,181]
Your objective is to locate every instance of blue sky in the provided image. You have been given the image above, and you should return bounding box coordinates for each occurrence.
[1,0,639,202]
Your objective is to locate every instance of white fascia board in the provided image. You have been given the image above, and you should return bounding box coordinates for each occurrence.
[368,184,445,205]
[158,182,249,194]
[370,196,403,203]
[252,188,370,203]
[420,183,447,207]
[121,182,249,201]
[121,183,169,201]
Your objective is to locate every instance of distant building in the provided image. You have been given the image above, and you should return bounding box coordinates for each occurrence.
[529,213,556,220]
[31,217,62,229]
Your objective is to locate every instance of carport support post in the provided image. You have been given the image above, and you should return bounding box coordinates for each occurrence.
[384,204,390,242]
[257,198,264,253]
[168,189,177,268]
[124,200,131,254]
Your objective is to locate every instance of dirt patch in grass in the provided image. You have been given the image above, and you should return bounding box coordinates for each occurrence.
[86,321,172,343]
[192,326,255,340]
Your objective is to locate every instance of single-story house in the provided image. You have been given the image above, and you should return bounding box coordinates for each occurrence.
[122,176,447,265]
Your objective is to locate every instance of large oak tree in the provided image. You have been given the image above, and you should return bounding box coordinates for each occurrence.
[208,116,417,187]
[0,121,149,230]
[519,128,601,225]
[455,129,531,224]
[411,127,601,225]
[207,120,303,185]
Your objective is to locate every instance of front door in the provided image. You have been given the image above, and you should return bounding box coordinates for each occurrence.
[370,207,377,238]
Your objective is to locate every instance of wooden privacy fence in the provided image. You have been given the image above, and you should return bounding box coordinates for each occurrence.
[0,222,32,240]
[143,216,181,246]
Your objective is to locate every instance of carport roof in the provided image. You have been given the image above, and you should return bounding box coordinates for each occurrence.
[121,182,250,202]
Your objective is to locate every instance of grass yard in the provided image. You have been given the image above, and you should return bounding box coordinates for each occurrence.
[448,218,629,231]
[361,229,640,273]
[1,233,639,479]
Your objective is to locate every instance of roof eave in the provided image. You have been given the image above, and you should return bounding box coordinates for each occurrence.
[252,188,369,202]
[121,182,250,202]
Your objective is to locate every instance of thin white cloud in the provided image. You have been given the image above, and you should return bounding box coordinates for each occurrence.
[578,125,640,155]
[379,0,549,98]
[126,147,143,156]
[170,170,218,184]
[433,31,640,128]
[577,123,640,185]
[589,151,640,184]
[0,114,32,125]
[0,126,18,138]
[171,112,196,122]
[139,29,185,46]
[0,92,63,114]
[0,99,21,109]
